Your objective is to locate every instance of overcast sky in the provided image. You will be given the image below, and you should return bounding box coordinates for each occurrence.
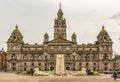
[0,0,120,55]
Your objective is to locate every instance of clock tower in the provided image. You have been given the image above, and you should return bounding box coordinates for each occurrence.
[54,3,67,39]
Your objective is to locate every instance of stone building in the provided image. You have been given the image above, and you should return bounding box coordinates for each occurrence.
[0,48,7,71]
[112,55,120,71]
[7,4,113,72]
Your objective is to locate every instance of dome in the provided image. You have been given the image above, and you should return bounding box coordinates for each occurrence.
[98,26,108,36]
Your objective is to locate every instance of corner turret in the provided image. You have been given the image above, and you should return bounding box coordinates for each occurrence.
[7,25,24,43]
[7,25,24,51]
[44,32,49,42]
[97,26,112,42]
[71,33,76,42]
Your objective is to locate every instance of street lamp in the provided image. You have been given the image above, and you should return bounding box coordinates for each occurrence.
[114,52,117,71]
[114,56,117,71]
[85,56,88,72]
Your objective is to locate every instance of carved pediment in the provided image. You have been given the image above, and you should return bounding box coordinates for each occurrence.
[48,38,74,43]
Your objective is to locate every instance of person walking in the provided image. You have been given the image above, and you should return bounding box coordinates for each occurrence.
[113,71,117,80]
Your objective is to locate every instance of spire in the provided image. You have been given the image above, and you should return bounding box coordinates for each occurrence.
[59,3,61,10]
[16,25,18,29]
[102,25,105,30]
[57,3,63,19]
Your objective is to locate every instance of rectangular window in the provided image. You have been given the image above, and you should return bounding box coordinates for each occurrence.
[24,63,27,66]
[104,67,107,70]
[104,63,107,66]
[86,63,89,66]
[13,63,16,66]
[45,63,47,66]
[94,67,96,71]
[13,67,16,71]
[38,63,41,66]
[31,63,34,66]
[24,67,26,71]
[79,63,81,66]
[79,67,81,71]
[73,63,75,66]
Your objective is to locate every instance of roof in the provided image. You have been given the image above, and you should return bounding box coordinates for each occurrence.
[77,43,98,48]
[23,44,43,48]
[98,26,108,36]
[46,38,75,43]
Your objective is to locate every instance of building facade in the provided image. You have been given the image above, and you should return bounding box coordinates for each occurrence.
[112,55,120,71]
[0,48,7,71]
[7,5,113,72]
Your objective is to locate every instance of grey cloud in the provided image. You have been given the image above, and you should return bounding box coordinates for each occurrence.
[110,13,120,20]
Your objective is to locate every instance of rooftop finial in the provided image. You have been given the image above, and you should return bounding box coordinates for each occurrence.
[59,3,61,10]
[57,3,63,18]
[16,25,18,29]
[102,25,104,28]
[102,25,105,30]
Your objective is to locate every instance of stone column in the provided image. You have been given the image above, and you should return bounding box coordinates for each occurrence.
[56,54,65,74]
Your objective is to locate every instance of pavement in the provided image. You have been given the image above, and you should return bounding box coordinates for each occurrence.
[0,72,119,82]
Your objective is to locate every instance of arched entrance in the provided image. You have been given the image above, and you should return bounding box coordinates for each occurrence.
[50,66,54,71]
[12,67,16,71]
[66,67,70,70]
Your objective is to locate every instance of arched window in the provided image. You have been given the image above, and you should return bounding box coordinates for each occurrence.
[66,54,70,60]
[24,67,26,71]
[73,56,75,61]
[79,55,83,61]
[13,62,16,66]
[11,54,17,60]
[79,67,81,71]
[79,63,81,66]
[45,56,48,61]
[93,54,97,61]
[12,67,16,71]
[24,63,27,66]
[30,55,34,61]
[50,66,54,71]
[50,54,54,60]
[104,54,108,60]
[76,55,80,60]
[23,55,27,61]
[38,55,42,61]
[39,67,41,71]
[85,55,90,61]
[66,67,70,70]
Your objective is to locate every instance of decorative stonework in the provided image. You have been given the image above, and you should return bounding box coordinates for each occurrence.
[6,4,113,72]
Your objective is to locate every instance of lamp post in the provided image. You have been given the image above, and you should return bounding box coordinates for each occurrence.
[114,56,117,71]
[114,52,117,71]
[85,56,88,73]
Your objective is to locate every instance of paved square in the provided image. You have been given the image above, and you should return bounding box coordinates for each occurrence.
[0,72,119,82]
